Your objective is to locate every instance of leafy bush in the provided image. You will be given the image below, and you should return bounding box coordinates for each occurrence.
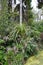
[9,24,27,43]
[8,24,38,63]
[32,21,43,32]
[25,40,38,56]
[0,24,39,65]
[0,46,8,65]
[0,39,5,45]
[6,50,24,65]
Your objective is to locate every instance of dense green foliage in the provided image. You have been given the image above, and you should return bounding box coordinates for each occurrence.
[0,23,42,65]
[0,0,43,65]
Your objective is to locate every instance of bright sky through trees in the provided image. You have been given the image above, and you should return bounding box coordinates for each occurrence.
[16,0,39,12]
[31,0,39,12]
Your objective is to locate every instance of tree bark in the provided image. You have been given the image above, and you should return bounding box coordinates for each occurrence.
[20,0,22,25]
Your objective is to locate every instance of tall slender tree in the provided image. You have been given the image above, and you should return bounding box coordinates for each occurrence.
[20,0,22,25]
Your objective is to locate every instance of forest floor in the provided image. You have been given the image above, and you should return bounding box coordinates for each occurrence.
[25,50,43,65]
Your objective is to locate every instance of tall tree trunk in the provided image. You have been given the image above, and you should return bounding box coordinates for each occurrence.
[20,0,22,25]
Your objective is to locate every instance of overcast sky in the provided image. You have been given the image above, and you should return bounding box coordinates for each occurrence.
[31,0,38,9]
[31,0,43,20]
[31,0,39,12]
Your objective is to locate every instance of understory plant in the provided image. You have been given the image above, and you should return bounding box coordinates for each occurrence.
[0,23,40,65]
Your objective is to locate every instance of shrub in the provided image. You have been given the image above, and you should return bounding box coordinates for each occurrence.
[0,23,40,65]
[8,24,38,63]
[9,24,27,43]
[0,39,5,45]
[6,50,24,65]
[32,21,43,32]
[0,46,8,65]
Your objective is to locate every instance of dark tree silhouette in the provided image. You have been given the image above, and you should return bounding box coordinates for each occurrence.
[37,0,43,8]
